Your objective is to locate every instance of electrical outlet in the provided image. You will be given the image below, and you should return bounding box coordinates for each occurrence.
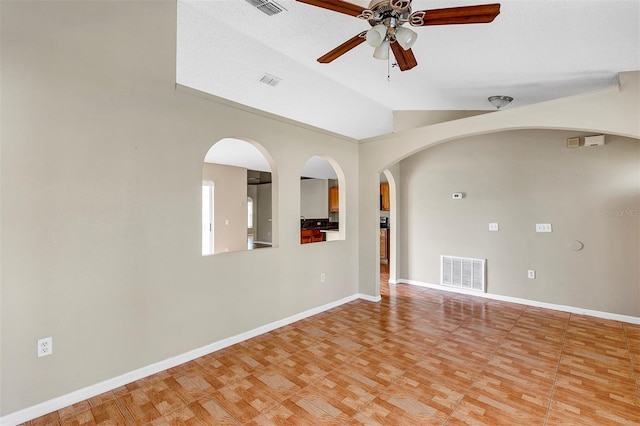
[489,223,499,231]
[37,337,53,357]
[528,270,536,279]
[320,273,326,283]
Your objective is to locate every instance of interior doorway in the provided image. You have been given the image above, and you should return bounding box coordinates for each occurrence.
[379,169,397,287]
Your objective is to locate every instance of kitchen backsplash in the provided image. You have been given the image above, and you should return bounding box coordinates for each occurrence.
[300,218,338,229]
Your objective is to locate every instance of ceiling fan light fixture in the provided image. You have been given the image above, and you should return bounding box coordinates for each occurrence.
[488,95,513,109]
[373,39,390,60]
[395,26,417,50]
[366,24,387,47]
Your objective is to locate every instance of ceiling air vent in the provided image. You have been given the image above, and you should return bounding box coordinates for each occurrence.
[259,73,282,87]
[245,0,287,16]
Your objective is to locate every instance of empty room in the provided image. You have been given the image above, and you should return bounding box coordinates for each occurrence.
[1,0,639,425]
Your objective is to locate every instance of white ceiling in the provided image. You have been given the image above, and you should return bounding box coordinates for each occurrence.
[178,0,640,140]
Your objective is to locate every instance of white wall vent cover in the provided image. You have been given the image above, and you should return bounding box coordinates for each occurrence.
[245,0,286,16]
[441,255,486,292]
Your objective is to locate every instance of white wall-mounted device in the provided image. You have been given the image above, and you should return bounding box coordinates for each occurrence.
[536,223,553,233]
[452,192,464,199]
[584,135,605,147]
[566,137,580,148]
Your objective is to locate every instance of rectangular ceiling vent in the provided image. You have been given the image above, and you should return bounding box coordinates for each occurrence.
[259,73,282,87]
[245,0,287,16]
[441,255,486,292]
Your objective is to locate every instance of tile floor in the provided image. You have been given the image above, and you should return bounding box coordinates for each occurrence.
[22,266,640,425]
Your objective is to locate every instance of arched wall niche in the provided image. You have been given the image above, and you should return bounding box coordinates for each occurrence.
[202,137,278,255]
[299,155,346,244]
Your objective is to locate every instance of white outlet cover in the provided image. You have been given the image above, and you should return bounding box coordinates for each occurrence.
[528,270,536,279]
[37,337,53,357]
[489,223,499,231]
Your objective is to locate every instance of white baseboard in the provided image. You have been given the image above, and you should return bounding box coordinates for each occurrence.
[358,293,382,302]
[0,293,370,426]
[397,279,640,325]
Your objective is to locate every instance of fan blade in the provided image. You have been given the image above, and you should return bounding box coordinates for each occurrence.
[318,32,366,63]
[410,3,500,26]
[296,0,365,17]
[390,42,418,71]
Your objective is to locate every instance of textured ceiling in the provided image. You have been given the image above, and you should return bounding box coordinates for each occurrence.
[178,0,640,140]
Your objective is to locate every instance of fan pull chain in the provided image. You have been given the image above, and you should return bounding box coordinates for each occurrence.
[387,47,391,81]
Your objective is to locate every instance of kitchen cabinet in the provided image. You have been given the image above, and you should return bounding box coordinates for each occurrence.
[329,186,339,212]
[380,229,389,263]
[380,183,390,211]
[301,229,323,244]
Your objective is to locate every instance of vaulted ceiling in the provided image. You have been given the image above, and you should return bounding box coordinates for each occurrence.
[177,0,640,140]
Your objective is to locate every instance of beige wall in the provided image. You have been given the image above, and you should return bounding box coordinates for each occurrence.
[202,163,247,254]
[393,110,488,133]
[300,179,329,219]
[0,0,359,415]
[398,130,640,316]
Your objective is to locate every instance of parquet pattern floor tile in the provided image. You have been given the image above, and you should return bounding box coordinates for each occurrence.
[21,264,640,425]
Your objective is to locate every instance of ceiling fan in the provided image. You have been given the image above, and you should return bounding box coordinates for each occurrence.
[296,0,500,71]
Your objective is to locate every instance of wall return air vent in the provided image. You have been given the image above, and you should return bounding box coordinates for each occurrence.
[245,0,286,16]
[441,255,486,292]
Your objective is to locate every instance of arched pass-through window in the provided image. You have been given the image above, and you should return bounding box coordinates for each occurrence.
[202,138,277,255]
[299,156,345,244]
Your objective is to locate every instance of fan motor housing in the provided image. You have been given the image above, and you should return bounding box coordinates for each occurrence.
[366,0,411,27]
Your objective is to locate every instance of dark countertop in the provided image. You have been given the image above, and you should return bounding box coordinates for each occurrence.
[301,219,338,230]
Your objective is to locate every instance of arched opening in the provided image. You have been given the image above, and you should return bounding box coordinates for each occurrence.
[379,169,398,287]
[202,138,277,255]
[299,155,345,244]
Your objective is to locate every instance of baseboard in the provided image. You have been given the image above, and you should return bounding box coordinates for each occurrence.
[358,293,382,303]
[0,293,365,426]
[397,279,640,325]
